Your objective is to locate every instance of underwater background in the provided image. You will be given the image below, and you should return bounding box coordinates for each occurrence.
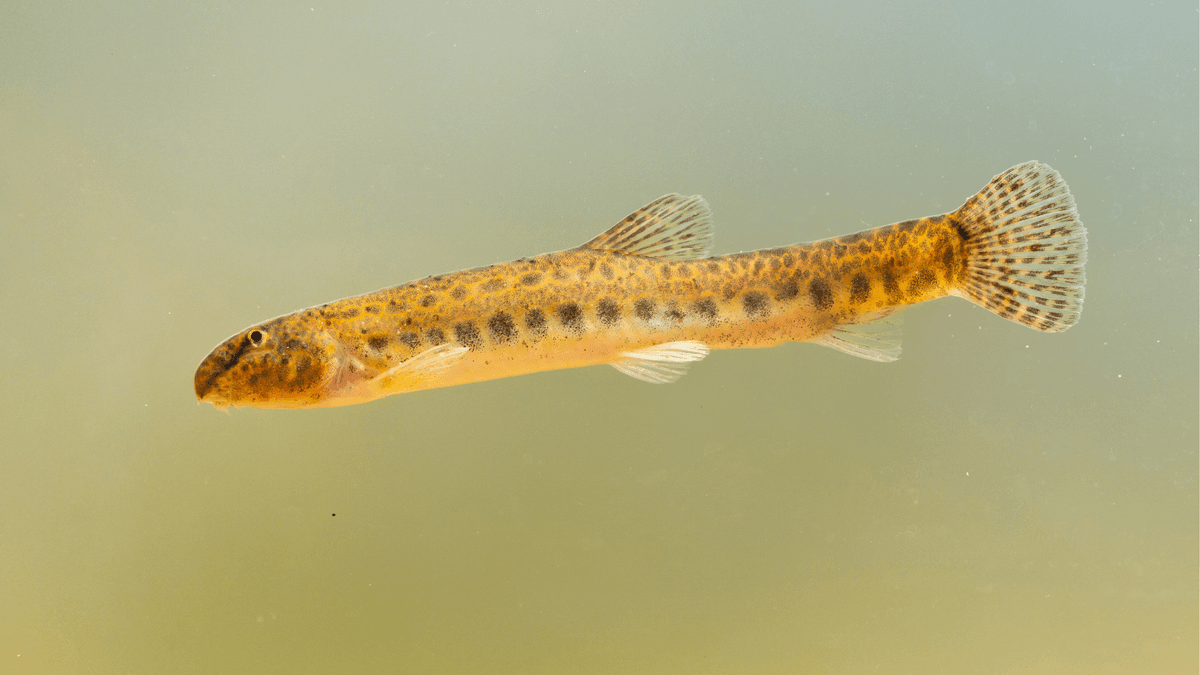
[1,1,1196,673]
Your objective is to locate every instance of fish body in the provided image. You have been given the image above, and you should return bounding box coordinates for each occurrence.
[195,162,1087,410]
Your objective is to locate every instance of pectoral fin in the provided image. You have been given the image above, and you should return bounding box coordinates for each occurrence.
[371,343,470,393]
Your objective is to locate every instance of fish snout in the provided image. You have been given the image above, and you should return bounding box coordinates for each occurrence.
[193,324,334,409]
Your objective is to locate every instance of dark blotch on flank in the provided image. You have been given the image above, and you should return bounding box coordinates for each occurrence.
[426,326,446,344]
[599,263,614,280]
[665,303,685,322]
[941,245,956,278]
[694,298,718,321]
[597,299,621,326]
[633,298,655,321]
[420,294,437,308]
[364,305,380,314]
[909,269,937,296]
[850,273,871,304]
[776,279,799,301]
[882,269,902,300]
[525,308,547,336]
[450,286,467,300]
[809,278,834,310]
[487,312,518,343]
[454,321,482,349]
[557,303,583,332]
[743,291,769,319]
[519,273,542,286]
[367,335,389,351]
[339,307,360,319]
[398,332,421,348]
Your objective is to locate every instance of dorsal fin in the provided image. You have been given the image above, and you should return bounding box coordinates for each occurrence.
[581,194,714,261]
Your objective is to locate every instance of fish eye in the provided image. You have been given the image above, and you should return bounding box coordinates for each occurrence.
[249,329,266,345]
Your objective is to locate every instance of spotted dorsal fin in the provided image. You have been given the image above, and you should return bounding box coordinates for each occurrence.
[582,194,714,261]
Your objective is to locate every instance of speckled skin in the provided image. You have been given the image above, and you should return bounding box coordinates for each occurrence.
[194,213,965,409]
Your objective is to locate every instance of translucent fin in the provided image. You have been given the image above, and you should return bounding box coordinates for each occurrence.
[813,310,904,363]
[611,340,710,384]
[371,343,469,392]
[582,194,713,260]
[950,161,1088,332]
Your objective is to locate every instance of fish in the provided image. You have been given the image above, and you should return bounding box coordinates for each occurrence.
[194,161,1087,410]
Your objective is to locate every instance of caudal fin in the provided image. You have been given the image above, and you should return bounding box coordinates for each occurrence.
[951,161,1088,332]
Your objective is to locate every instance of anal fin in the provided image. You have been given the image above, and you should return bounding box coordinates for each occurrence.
[813,310,904,363]
[611,340,710,383]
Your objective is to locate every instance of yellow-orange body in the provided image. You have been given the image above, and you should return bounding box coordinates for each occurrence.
[195,162,1087,410]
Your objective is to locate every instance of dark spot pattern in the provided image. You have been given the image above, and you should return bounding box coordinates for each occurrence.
[426,327,446,344]
[809,278,834,310]
[909,269,937,296]
[398,332,421,348]
[519,273,542,286]
[694,298,718,321]
[597,299,621,326]
[367,335,389,351]
[487,312,518,343]
[882,269,902,301]
[364,305,380,314]
[633,299,655,321]
[450,286,467,300]
[557,303,583,332]
[420,294,436,308]
[454,322,482,349]
[525,308,547,337]
[850,274,871,304]
[776,279,799,301]
[743,291,769,319]
[941,245,956,279]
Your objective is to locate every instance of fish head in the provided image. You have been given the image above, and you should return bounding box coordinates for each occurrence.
[194,315,342,410]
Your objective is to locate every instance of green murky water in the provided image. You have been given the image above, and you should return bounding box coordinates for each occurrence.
[2,2,1195,673]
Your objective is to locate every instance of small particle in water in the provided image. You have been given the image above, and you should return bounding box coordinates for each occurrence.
[332,513,336,516]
